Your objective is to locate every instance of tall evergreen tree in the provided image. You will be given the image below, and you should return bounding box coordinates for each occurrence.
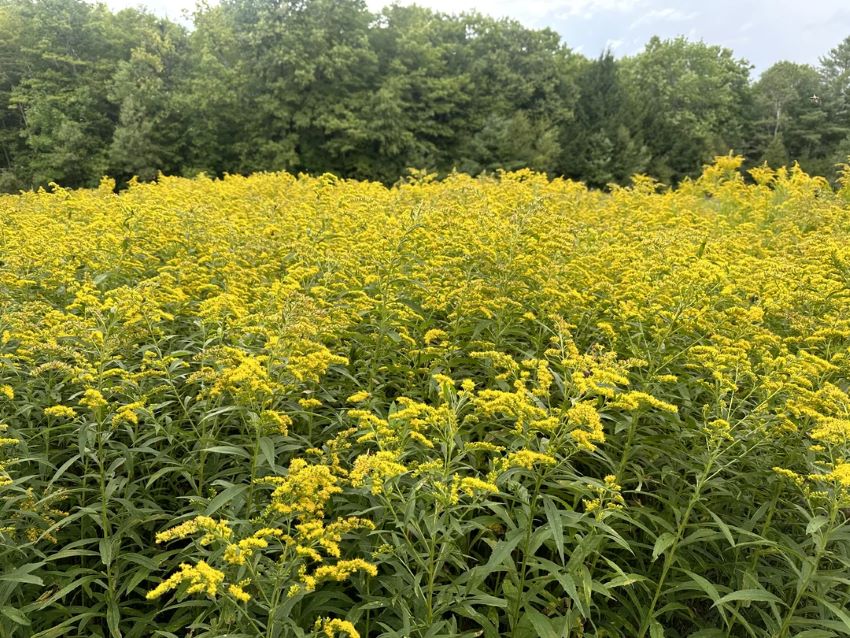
[560,51,648,187]
[108,20,189,182]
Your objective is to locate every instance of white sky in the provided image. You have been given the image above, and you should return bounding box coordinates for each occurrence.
[105,0,850,74]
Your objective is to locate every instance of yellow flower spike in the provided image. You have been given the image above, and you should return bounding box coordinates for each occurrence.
[264,459,342,520]
[316,618,360,638]
[228,583,251,603]
[43,405,77,419]
[346,390,370,404]
[111,401,145,427]
[423,328,448,345]
[456,476,499,498]
[260,410,292,436]
[311,558,378,583]
[79,388,107,410]
[146,561,225,600]
[349,451,407,494]
[155,516,232,545]
[498,450,557,473]
[567,402,605,452]
[432,373,455,389]
[815,463,850,488]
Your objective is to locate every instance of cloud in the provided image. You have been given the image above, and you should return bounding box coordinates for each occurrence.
[552,0,643,19]
[366,0,642,23]
[629,7,698,29]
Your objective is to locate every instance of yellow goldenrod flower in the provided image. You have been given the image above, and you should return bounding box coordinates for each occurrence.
[346,390,370,404]
[349,451,407,494]
[315,618,360,638]
[79,388,107,410]
[146,561,225,600]
[228,583,251,603]
[44,405,77,419]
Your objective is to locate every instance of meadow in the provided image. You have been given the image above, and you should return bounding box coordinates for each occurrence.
[1,157,850,637]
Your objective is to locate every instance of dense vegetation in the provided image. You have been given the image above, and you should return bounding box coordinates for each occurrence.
[1,0,850,191]
[0,159,849,637]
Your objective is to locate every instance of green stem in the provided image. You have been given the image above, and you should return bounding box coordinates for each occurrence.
[424,502,442,626]
[247,410,262,512]
[509,473,546,637]
[637,455,713,638]
[775,499,838,638]
[96,412,117,627]
[616,411,641,482]
[724,481,781,638]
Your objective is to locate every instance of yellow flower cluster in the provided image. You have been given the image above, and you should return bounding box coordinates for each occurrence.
[497,449,557,472]
[259,410,292,436]
[264,459,342,520]
[43,405,77,419]
[583,474,626,519]
[567,402,606,452]
[349,451,407,494]
[346,390,370,403]
[79,388,107,410]
[610,391,678,414]
[4,158,850,636]
[315,617,361,638]
[155,516,233,546]
[450,475,499,503]
[0,424,19,487]
[146,561,225,600]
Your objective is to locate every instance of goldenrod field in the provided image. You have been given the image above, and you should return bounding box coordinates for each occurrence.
[2,158,850,638]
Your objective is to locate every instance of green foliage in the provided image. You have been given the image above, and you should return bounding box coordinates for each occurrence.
[622,37,753,183]
[109,21,189,182]
[560,51,648,187]
[1,0,850,190]
[751,62,826,170]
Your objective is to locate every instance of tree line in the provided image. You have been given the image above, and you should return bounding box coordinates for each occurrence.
[1,0,849,192]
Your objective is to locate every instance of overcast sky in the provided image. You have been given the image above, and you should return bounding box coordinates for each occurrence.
[105,0,850,75]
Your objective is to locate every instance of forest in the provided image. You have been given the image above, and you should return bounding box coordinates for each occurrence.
[0,0,849,191]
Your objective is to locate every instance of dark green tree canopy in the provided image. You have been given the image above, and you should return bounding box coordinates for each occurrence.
[0,0,849,192]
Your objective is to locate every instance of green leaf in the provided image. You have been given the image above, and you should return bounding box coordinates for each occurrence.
[107,598,122,638]
[707,509,736,548]
[650,620,665,638]
[652,532,676,561]
[259,436,276,469]
[807,515,829,536]
[0,606,30,626]
[0,563,44,586]
[526,609,559,638]
[542,496,564,563]
[714,588,783,607]
[605,573,647,588]
[99,537,113,567]
[484,533,523,572]
[820,598,850,632]
[204,484,248,516]
[681,569,723,608]
[203,445,251,459]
